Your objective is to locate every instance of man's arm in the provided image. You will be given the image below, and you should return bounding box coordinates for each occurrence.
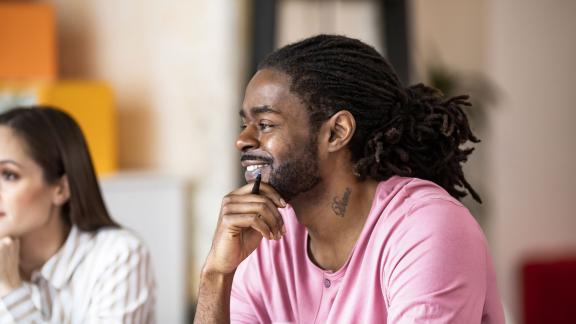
[194,271,235,324]
[384,198,504,323]
[193,182,286,323]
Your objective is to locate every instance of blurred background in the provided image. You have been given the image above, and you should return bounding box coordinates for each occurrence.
[1,0,575,323]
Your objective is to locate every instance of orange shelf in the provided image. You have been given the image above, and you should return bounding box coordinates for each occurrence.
[0,4,57,80]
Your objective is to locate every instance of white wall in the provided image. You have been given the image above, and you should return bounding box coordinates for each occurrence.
[412,0,486,76]
[277,0,383,51]
[487,0,576,318]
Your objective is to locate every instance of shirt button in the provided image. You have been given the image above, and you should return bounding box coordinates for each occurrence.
[324,278,331,288]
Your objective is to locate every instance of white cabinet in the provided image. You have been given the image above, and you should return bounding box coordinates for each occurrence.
[100,172,189,324]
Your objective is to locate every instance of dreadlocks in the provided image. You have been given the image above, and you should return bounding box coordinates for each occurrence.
[259,34,481,203]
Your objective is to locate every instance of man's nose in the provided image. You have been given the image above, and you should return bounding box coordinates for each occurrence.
[235,124,259,152]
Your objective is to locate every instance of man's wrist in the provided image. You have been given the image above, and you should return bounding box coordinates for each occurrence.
[200,267,235,283]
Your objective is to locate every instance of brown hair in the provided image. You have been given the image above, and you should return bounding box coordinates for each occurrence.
[0,106,119,230]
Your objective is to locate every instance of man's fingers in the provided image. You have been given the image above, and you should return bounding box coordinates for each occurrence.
[233,182,287,208]
[257,184,287,208]
[219,182,288,240]
[221,213,279,240]
[221,195,284,234]
[221,202,283,238]
[222,198,281,221]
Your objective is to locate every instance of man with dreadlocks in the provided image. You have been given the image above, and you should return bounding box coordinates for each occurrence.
[194,35,504,323]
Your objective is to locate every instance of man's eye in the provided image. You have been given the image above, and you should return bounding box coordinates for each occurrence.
[1,171,19,181]
[240,123,247,130]
[258,122,274,130]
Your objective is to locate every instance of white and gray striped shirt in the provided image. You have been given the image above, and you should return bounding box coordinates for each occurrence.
[0,226,155,323]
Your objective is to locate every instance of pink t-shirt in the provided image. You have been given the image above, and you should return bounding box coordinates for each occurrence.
[230,176,505,323]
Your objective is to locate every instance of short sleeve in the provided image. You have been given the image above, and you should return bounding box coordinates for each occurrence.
[383,198,490,323]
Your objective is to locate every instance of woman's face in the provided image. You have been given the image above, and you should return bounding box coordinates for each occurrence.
[0,126,63,238]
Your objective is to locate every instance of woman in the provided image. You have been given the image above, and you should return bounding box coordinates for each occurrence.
[0,106,155,323]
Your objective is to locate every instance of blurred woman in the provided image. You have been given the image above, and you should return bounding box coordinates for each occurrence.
[0,106,155,323]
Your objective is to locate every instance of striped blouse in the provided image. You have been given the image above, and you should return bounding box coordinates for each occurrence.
[0,226,155,323]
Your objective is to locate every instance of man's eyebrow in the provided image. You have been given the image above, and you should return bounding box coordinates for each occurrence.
[239,105,282,118]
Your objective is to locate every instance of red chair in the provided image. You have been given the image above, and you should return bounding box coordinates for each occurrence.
[522,256,576,324]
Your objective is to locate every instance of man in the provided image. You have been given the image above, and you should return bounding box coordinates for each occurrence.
[194,35,504,323]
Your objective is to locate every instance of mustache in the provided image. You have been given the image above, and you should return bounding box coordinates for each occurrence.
[241,154,273,164]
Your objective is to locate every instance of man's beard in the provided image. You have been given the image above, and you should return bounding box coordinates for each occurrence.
[269,138,321,202]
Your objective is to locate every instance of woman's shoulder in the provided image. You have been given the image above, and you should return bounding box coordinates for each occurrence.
[92,226,145,244]
[51,226,152,288]
[79,226,151,261]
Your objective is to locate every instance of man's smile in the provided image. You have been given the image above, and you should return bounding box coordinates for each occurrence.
[241,153,274,183]
[246,164,267,172]
[243,163,272,183]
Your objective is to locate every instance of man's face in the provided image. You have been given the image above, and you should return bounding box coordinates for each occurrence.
[237,69,321,202]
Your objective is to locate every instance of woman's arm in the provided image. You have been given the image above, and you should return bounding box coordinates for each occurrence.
[0,237,36,323]
[0,283,43,323]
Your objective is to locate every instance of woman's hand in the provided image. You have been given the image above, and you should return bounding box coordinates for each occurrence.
[0,237,22,297]
[202,182,286,276]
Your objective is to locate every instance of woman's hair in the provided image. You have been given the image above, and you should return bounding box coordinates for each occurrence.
[259,34,481,202]
[0,106,119,230]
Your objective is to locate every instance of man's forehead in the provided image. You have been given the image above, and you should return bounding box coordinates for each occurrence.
[240,69,310,121]
[242,80,290,113]
[245,76,290,102]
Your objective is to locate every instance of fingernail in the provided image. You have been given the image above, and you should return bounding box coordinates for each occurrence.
[280,198,287,207]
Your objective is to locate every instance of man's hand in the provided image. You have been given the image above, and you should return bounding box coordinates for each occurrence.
[203,182,287,276]
[194,182,286,324]
[0,237,22,297]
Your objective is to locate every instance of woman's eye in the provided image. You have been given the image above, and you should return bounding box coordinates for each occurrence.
[1,171,19,181]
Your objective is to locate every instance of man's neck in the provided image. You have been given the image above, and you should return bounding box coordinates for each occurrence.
[291,175,379,271]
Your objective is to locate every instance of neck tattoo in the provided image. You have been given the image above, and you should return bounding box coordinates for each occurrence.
[332,187,351,217]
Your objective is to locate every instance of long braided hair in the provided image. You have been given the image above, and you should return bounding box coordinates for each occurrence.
[259,34,481,202]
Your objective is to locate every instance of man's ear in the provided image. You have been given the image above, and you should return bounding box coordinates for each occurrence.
[52,175,71,206]
[325,110,356,153]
